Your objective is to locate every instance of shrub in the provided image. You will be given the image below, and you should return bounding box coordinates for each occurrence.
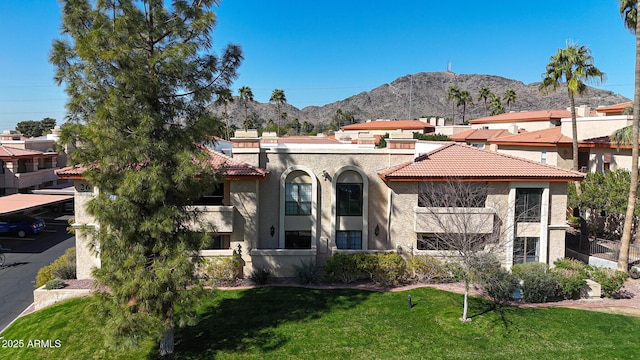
[552,268,587,299]
[36,247,76,288]
[45,278,66,290]
[511,262,558,303]
[293,260,322,285]
[553,258,591,278]
[479,266,519,304]
[323,253,365,284]
[590,267,627,297]
[408,255,443,283]
[53,262,77,280]
[249,267,270,285]
[201,256,242,287]
[371,253,407,286]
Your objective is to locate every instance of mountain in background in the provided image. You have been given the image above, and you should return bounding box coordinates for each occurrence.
[209,72,630,128]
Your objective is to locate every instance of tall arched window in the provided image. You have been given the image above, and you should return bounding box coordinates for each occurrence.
[332,166,368,250]
[280,166,318,250]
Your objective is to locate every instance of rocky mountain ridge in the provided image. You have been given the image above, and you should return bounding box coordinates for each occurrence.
[209,72,629,128]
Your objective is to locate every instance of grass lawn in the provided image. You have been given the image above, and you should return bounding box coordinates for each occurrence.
[2,286,639,359]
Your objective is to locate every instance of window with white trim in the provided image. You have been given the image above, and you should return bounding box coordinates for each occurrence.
[336,230,362,249]
[513,237,540,264]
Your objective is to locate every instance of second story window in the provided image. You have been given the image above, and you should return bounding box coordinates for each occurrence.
[285,183,312,215]
[337,183,362,216]
[515,188,542,222]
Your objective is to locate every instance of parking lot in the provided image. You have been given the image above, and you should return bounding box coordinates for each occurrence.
[0,211,75,332]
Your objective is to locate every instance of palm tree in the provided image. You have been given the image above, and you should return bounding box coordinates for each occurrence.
[457,90,473,124]
[478,87,491,114]
[539,42,605,197]
[616,0,640,273]
[215,88,234,140]
[503,88,517,111]
[447,86,461,124]
[489,93,505,116]
[238,86,254,131]
[270,88,286,136]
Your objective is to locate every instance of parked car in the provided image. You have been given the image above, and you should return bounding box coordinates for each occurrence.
[0,215,46,238]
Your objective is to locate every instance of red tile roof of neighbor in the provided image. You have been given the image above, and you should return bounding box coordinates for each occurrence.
[487,127,573,146]
[0,145,47,159]
[449,129,513,142]
[56,149,269,180]
[378,142,584,182]
[597,101,633,114]
[470,110,573,124]
[340,120,435,131]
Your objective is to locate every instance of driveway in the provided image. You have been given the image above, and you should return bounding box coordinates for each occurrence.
[0,214,75,333]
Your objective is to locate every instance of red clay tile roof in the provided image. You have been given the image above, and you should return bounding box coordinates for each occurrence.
[203,148,269,179]
[56,150,269,180]
[449,129,512,142]
[470,110,572,124]
[378,142,583,182]
[0,145,47,159]
[487,127,572,146]
[341,120,435,131]
[596,101,633,114]
[55,165,89,179]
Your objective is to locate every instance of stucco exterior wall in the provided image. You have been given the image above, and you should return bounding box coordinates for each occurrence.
[560,116,631,141]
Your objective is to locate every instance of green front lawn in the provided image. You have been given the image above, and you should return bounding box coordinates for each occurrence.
[2,286,638,359]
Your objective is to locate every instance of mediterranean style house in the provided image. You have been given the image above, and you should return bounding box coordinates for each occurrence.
[0,128,67,196]
[57,130,583,279]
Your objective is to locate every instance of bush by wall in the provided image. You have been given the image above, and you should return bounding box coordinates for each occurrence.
[323,253,407,286]
[590,267,627,297]
[478,265,519,304]
[200,256,242,287]
[511,262,558,303]
[36,247,76,288]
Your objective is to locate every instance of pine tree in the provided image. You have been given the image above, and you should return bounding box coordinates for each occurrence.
[50,0,243,355]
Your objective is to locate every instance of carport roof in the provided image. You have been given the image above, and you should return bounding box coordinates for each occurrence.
[0,194,73,215]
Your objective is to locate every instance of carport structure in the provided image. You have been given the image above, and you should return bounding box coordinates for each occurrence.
[0,194,73,216]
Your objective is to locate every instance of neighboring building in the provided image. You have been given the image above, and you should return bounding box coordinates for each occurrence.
[449,128,515,149]
[59,130,583,279]
[0,128,67,196]
[469,109,575,132]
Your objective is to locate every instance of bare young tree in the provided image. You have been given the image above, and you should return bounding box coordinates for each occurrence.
[416,180,515,322]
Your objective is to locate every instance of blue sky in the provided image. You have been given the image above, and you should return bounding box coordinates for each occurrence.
[0,0,635,132]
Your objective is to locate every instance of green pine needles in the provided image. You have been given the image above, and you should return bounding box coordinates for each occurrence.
[50,0,243,356]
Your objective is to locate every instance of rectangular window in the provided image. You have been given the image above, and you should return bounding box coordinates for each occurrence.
[513,237,540,264]
[194,183,224,205]
[337,183,363,216]
[515,188,542,222]
[336,230,362,249]
[540,151,547,164]
[417,235,452,251]
[285,230,311,249]
[285,183,312,215]
[203,234,228,250]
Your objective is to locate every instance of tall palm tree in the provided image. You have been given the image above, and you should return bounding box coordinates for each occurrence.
[457,90,473,124]
[616,0,640,272]
[489,93,505,116]
[215,88,234,140]
[270,88,286,136]
[238,86,254,131]
[539,42,605,196]
[503,88,517,111]
[447,86,461,124]
[478,87,491,114]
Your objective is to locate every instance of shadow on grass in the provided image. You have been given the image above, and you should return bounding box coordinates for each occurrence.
[166,286,372,359]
